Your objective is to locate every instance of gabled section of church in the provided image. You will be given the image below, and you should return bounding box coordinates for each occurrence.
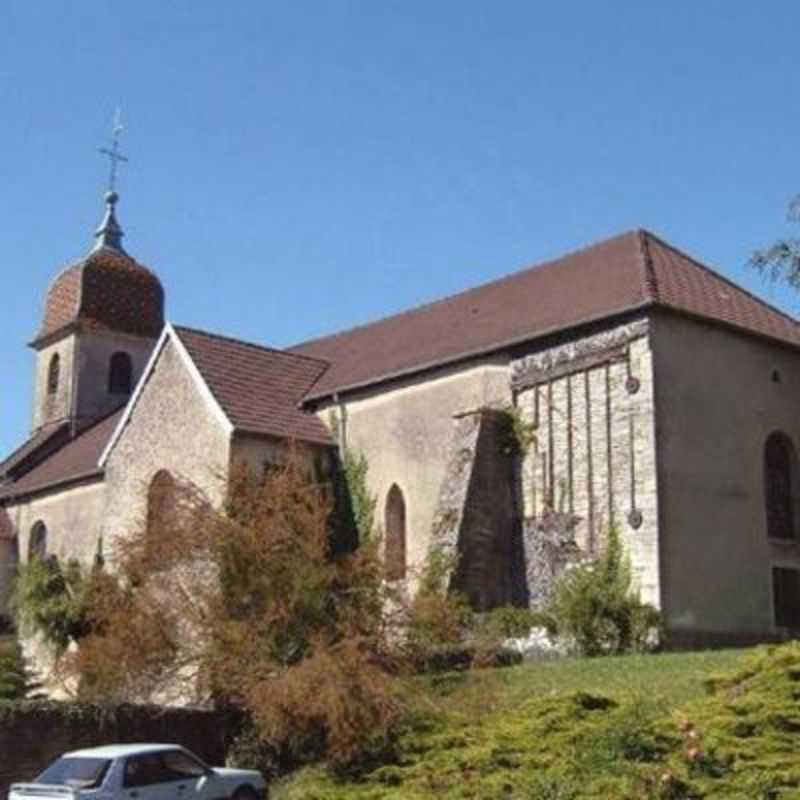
[100,323,334,470]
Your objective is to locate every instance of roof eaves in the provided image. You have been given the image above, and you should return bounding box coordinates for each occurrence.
[0,469,104,503]
[302,302,655,404]
[233,426,333,447]
[28,321,81,350]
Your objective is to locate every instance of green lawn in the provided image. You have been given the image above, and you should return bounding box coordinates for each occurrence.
[273,645,800,799]
[423,648,743,710]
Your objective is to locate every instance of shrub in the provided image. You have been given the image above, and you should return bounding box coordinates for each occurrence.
[480,605,540,638]
[538,526,661,656]
[404,549,475,671]
[0,642,34,700]
[62,454,403,768]
[225,723,282,781]
[469,606,539,667]
[12,556,110,651]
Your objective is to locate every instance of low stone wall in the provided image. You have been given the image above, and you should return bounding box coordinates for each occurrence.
[0,701,238,799]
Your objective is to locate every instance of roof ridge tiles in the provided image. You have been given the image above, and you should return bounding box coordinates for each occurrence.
[291,230,641,351]
[169,324,333,445]
[173,324,331,369]
[636,228,660,303]
[643,230,799,329]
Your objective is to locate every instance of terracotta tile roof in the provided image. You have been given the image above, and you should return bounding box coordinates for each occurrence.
[39,263,82,340]
[0,422,69,480]
[33,248,164,346]
[642,232,799,346]
[292,229,800,400]
[173,326,333,445]
[0,410,122,501]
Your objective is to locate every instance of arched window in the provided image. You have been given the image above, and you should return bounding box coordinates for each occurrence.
[765,432,796,541]
[384,484,407,581]
[47,354,60,396]
[147,470,177,534]
[28,521,47,561]
[108,352,133,395]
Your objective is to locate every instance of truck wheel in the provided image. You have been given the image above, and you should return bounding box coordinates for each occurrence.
[233,787,259,800]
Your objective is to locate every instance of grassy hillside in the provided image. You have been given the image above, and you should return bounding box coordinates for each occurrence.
[273,645,800,799]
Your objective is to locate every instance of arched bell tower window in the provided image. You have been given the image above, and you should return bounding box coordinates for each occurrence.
[764,432,797,541]
[384,484,407,581]
[108,352,133,395]
[147,470,177,534]
[28,521,48,561]
[47,354,60,396]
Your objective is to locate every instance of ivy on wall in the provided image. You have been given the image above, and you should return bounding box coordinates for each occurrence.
[342,448,377,543]
[498,404,537,457]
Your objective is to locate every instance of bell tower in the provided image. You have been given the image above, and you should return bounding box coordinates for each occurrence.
[29,121,165,433]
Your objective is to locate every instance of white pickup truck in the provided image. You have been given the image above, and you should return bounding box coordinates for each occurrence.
[9,744,267,800]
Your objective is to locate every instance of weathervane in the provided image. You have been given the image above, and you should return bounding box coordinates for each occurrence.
[99,109,128,194]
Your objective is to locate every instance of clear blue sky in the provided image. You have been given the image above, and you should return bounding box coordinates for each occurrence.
[2,1,799,456]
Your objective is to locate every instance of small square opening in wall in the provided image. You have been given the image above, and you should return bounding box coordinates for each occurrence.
[771,369,782,384]
[772,566,800,629]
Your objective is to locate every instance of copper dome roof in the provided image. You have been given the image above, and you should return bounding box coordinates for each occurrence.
[34,247,164,347]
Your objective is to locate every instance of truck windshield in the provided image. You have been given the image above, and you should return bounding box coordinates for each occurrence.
[37,757,112,789]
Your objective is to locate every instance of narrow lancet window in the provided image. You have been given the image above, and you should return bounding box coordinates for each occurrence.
[765,432,796,541]
[385,484,407,581]
[47,354,60,396]
[147,470,177,534]
[29,521,48,561]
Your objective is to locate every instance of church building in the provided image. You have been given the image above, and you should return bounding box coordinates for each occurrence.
[2,187,800,649]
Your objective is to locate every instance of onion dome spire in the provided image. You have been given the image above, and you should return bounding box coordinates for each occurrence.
[30,112,164,350]
[92,190,126,254]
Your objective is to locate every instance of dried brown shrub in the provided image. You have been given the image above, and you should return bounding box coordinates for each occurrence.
[60,448,518,767]
[63,451,403,766]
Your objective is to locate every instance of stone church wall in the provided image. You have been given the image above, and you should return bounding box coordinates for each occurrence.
[231,434,332,480]
[651,311,800,644]
[8,481,106,568]
[102,338,231,556]
[512,318,660,607]
[318,359,512,581]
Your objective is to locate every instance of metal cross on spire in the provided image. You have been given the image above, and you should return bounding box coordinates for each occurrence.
[99,109,128,194]
[92,109,128,254]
